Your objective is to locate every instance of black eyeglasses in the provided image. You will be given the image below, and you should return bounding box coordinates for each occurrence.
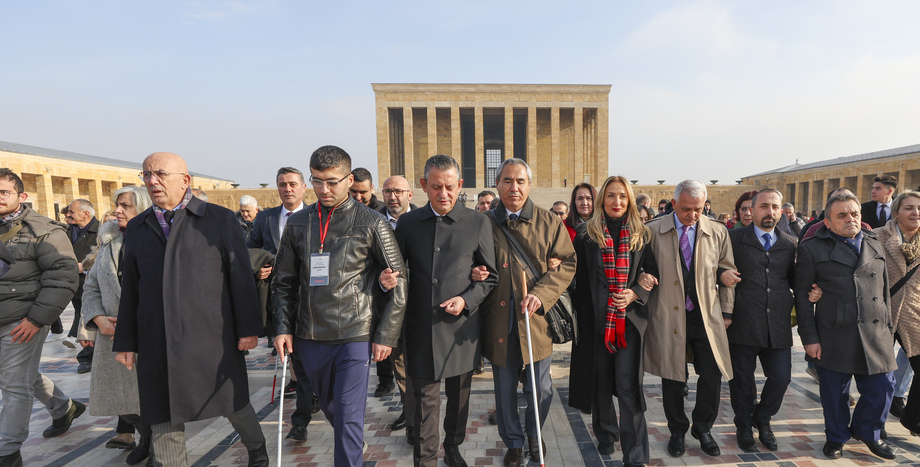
[139,171,186,181]
[382,189,409,196]
[309,174,350,188]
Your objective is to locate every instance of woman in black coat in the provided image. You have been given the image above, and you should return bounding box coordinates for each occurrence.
[569,175,657,467]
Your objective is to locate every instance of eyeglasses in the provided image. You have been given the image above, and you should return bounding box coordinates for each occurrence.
[139,171,186,181]
[0,190,21,200]
[382,189,409,197]
[309,174,349,188]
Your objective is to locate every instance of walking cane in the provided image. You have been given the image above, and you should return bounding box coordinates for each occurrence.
[277,351,288,467]
[270,354,279,405]
[521,270,545,467]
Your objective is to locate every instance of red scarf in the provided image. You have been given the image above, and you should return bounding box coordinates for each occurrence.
[601,220,631,352]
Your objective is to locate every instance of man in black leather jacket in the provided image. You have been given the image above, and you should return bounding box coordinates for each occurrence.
[272,145,408,467]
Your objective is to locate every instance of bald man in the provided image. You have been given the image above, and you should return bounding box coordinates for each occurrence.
[113,153,268,467]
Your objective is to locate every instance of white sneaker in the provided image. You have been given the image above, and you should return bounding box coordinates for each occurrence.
[62,337,78,349]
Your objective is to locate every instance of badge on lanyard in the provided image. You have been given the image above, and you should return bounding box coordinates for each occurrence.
[310,253,330,286]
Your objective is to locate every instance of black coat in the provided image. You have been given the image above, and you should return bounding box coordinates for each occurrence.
[395,203,498,379]
[861,201,890,230]
[68,217,99,263]
[795,226,896,375]
[247,205,284,254]
[727,225,797,349]
[568,223,655,413]
[113,197,263,425]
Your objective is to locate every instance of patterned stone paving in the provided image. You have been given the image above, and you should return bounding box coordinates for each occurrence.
[8,306,920,466]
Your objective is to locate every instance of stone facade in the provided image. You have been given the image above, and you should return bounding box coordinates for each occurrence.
[741,143,920,215]
[373,83,611,189]
[1,141,232,219]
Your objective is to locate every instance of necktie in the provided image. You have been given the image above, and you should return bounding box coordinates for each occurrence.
[762,233,772,251]
[879,204,888,223]
[509,213,518,220]
[163,210,175,225]
[679,225,694,312]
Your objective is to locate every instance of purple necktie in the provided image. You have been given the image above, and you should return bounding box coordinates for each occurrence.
[679,225,694,311]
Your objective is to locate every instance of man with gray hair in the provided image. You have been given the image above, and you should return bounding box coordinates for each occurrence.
[237,195,259,238]
[783,203,805,236]
[645,179,738,458]
[63,199,99,373]
[479,158,576,466]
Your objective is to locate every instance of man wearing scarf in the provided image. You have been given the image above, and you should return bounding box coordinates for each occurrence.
[795,192,897,460]
[113,153,267,467]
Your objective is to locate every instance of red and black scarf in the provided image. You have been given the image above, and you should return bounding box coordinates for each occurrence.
[602,220,631,352]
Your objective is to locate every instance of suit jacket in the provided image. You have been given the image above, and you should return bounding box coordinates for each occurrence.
[644,215,736,381]
[795,225,896,375]
[727,225,797,349]
[113,196,263,425]
[395,203,498,380]
[69,217,100,263]
[861,201,890,230]
[247,205,284,254]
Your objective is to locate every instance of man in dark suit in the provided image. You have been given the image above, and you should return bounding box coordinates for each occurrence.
[861,175,897,229]
[350,167,385,211]
[247,166,317,442]
[64,198,99,373]
[727,189,797,452]
[796,192,896,460]
[389,156,497,467]
[114,152,267,466]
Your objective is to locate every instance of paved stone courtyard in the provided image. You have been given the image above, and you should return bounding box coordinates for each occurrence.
[11,307,920,466]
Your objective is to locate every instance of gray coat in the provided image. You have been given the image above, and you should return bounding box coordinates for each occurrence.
[727,225,797,349]
[81,220,141,416]
[795,226,896,375]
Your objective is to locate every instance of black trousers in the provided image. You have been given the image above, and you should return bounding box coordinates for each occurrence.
[377,355,395,386]
[412,371,472,467]
[115,414,152,439]
[661,315,722,435]
[728,343,791,429]
[903,354,920,433]
[69,276,94,364]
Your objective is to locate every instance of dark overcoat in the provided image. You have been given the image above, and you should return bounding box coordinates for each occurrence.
[795,226,896,375]
[726,225,797,349]
[69,216,99,263]
[113,196,263,426]
[394,203,498,380]
[247,205,283,254]
[568,223,655,413]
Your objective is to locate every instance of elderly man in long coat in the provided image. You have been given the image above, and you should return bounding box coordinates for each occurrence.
[393,155,498,467]
[114,152,267,467]
[644,180,736,458]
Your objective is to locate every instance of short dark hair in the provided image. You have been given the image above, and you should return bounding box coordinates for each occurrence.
[875,175,898,191]
[277,167,305,184]
[0,168,24,193]
[751,188,782,206]
[734,190,758,214]
[310,146,352,173]
[567,182,598,225]
[477,190,495,200]
[825,192,860,214]
[351,167,373,184]
[423,155,461,180]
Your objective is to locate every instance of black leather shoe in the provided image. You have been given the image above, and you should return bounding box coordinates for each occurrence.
[488,410,498,425]
[374,381,395,397]
[597,442,616,455]
[247,443,269,467]
[753,421,777,451]
[43,400,85,438]
[390,412,407,430]
[890,396,906,418]
[667,433,685,457]
[406,425,416,445]
[528,436,545,460]
[311,394,319,414]
[691,430,721,456]
[736,428,757,451]
[0,451,22,467]
[286,425,307,442]
[682,383,689,397]
[126,436,150,465]
[77,362,92,374]
[853,435,896,460]
[823,441,843,459]
[443,445,468,467]
[503,448,523,467]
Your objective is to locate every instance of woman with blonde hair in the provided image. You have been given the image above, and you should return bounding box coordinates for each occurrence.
[569,175,658,466]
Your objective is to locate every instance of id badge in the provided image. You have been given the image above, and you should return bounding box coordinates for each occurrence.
[310,253,330,286]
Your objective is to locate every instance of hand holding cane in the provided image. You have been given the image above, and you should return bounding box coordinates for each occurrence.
[521,270,545,467]
[277,351,289,467]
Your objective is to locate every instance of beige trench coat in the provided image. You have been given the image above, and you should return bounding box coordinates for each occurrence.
[644,214,736,381]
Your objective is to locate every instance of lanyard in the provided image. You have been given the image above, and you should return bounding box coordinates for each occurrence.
[317,205,338,253]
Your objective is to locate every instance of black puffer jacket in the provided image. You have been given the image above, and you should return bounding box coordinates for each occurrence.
[271,196,407,347]
[0,206,79,326]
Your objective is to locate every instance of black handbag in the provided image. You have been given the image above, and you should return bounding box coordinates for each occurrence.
[494,220,578,345]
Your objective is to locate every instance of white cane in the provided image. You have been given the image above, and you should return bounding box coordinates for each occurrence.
[521,271,545,467]
[277,351,288,467]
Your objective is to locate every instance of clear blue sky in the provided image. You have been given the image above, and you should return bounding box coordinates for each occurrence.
[2,1,918,187]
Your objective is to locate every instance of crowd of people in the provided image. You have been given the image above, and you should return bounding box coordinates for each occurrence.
[0,150,917,467]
